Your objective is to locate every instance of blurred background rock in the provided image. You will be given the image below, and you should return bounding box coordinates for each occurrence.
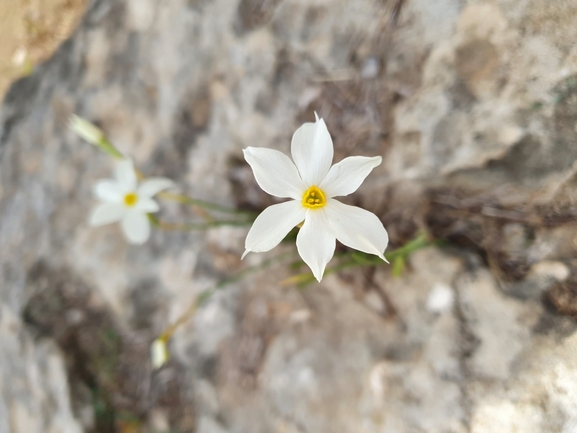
[0,0,86,98]
[2,0,577,432]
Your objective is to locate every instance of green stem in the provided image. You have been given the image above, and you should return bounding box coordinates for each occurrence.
[97,138,124,160]
[148,214,252,231]
[290,233,435,287]
[159,251,296,340]
[163,220,253,230]
[197,251,296,306]
[159,192,257,217]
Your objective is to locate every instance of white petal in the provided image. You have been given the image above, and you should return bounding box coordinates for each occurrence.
[121,210,151,245]
[137,178,174,198]
[320,156,382,198]
[244,200,306,256]
[296,210,336,282]
[93,180,123,202]
[134,197,159,213]
[243,147,307,199]
[291,117,333,186]
[115,159,137,191]
[325,200,388,260]
[89,203,127,226]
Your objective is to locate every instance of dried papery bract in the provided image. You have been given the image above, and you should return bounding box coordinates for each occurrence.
[150,337,170,369]
[69,115,124,159]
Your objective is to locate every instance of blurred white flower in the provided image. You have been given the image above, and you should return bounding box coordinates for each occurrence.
[243,115,389,281]
[89,159,173,244]
[70,114,104,145]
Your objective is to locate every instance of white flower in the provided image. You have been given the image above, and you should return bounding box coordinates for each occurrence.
[243,115,389,281]
[89,159,173,244]
[70,114,104,145]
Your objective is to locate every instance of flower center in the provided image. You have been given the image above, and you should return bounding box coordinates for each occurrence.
[302,186,326,209]
[124,192,138,207]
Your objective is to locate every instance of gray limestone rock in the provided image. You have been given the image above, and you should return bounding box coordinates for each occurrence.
[2,0,577,432]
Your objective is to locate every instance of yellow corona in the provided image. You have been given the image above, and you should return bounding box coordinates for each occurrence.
[124,193,138,206]
[302,186,326,209]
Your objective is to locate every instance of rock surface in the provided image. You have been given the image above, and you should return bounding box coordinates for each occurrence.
[2,0,577,432]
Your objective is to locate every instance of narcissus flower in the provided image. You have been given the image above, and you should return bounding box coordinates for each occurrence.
[89,159,173,244]
[243,115,389,281]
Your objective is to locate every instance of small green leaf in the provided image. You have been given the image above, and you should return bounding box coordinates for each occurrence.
[351,251,378,265]
[392,256,405,277]
[147,213,160,226]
